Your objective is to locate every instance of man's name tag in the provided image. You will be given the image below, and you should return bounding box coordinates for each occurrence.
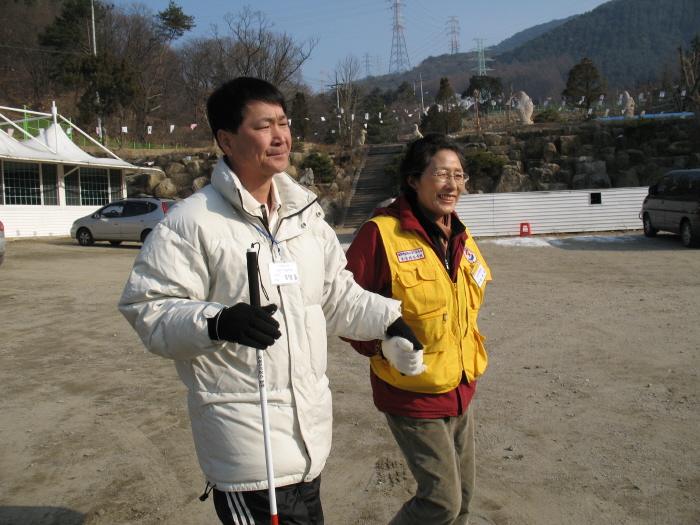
[471,263,487,288]
[269,261,300,285]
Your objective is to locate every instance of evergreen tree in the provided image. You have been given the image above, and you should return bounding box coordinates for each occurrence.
[464,75,503,102]
[561,57,607,112]
[290,92,312,141]
[422,77,461,135]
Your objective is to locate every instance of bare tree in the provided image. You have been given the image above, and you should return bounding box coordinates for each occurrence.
[212,7,317,91]
[678,35,700,128]
[333,54,363,146]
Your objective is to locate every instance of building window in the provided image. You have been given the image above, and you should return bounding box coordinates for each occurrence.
[109,169,122,201]
[64,166,81,206]
[3,161,41,205]
[64,166,111,207]
[42,164,59,205]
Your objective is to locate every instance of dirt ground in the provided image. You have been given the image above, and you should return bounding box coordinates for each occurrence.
[0,231,698,525]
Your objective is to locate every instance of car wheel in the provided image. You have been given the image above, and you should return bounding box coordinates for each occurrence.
[680,221,699,248]
[77,228,94,246]
[109,240,122,246]
[140,229,152,243]
[642,214,657,237]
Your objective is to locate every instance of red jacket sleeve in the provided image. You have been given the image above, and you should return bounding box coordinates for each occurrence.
[342,221,393,357]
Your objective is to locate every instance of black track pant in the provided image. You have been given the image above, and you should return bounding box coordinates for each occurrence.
[213,476,324,525]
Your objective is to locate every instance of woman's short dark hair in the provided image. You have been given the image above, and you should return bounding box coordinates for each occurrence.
[399,133,466,197]
[206,77,287,146]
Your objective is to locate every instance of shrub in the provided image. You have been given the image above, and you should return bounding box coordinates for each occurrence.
[384,152,405,195]
[302,151,335,183]
[533,108,563,123]
[464,151,506,179]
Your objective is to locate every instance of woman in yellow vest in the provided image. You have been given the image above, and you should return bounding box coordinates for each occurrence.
[344,133,491,525]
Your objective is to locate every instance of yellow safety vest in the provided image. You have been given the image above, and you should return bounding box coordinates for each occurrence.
[370,215,491,393]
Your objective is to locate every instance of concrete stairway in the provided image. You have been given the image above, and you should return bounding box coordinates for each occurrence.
[340,144,404,230]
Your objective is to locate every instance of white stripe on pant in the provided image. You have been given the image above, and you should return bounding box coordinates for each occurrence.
[227,491,256,525]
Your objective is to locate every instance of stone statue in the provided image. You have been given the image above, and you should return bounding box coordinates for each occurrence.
[515,91,534,125]
[621,91,635,119]
[358,129,367,146]
[412,123,423,139]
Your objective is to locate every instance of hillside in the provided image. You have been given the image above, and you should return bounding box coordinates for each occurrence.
[497,0,700,88]
[489,15,578,55]
[365,0,699,100]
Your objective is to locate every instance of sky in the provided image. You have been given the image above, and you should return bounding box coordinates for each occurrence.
[134,0,611,93]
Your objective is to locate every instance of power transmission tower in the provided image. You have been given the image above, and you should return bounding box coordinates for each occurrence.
[364,52,372,78]
[470,38,494,76]
[319,71,326,93]
[388,0,411,74]
[376,54,382,76]
[447,16,460,54]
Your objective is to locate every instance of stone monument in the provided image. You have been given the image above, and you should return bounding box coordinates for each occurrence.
[412,123,423,139]
[515,91,534,125]
[358,129,367,146]
[621,91,635,119]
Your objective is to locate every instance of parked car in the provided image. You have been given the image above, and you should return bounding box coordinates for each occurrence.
[70,198,177,246]
[641,169,700,248]
[0,220,6,265]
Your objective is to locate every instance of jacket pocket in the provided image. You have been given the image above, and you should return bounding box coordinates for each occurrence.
[304,304,328,380]
[395,266,447,351]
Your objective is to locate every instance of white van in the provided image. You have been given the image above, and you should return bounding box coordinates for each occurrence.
[641,169,700,247]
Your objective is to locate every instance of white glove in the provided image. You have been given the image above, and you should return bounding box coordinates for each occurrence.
[381,337,427,376]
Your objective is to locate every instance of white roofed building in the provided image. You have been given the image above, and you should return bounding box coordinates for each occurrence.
[0,104,163,238]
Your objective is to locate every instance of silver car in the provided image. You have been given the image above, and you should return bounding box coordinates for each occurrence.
[0,220,6,265]
[70,198,177,246]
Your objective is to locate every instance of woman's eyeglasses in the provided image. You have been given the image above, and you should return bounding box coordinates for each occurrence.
[423,170,468,184]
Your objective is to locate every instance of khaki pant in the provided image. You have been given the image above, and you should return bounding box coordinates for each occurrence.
[385,404,475,525]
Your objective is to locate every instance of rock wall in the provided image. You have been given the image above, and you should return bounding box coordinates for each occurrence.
[458,118,700,193]
[124,149,354,227]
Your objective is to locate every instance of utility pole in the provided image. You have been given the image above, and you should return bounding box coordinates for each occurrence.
[420,73,425,115]
[448,16,460,54]
[388,0,410,74]
[90,0,105,145]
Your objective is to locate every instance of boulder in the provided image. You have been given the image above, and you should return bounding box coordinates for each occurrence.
[611,169,640,188]
[556,169,573,186]
[492,166,535,192]
[572,171,611,190]
[154,178,178,198]
[667,141,694,156]
[299,168,314,185]
[483,133,503,147]
[528,167,556,184]
[318,198,341,226]
[192,176,210,192]
[178,186,195,199]
[542,142,557,163]
[559,135,581,156]
[185,160,203,177]
[637,163,666,186]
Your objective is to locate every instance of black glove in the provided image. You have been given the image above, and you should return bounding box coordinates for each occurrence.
[210,303,281,349]
[386,317,423,350]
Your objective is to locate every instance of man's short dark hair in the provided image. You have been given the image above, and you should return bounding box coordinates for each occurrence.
[399,133,466,197]
[206,77,287,145]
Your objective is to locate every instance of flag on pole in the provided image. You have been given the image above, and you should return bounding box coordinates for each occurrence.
[169,125,175,133]
[121,126,128,133]
[190,124,197,130]
[147,126,153,135]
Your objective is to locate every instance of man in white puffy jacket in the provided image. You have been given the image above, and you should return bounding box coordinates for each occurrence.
[118,77,424,525]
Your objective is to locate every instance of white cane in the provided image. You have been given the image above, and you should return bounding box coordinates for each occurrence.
[246,247,279,525]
